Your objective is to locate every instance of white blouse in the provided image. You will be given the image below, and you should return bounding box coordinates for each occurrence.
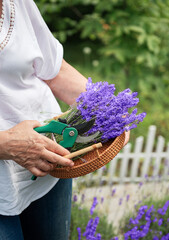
[0,0,63,215]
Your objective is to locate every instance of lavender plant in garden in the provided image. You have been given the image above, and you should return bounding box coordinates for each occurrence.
[123,201,169,240]
[90,197,98,215]
[75,196,169,240]
[77,197,101,240]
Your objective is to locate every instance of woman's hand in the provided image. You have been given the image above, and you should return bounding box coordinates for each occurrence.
[0,120,74,177]
[123,131,130,147]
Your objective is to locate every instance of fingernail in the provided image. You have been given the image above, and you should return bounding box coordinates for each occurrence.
[70,162,74,167]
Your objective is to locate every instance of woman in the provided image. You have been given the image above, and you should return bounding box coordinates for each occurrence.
[0,0,129,239]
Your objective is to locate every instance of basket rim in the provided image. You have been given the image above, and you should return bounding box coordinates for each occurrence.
[50,132,125,172]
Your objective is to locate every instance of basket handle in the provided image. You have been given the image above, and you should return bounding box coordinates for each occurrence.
[64,142,102,159]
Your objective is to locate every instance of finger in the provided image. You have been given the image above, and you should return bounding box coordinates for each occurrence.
[29,167,48,177]
[41,134,70,155]
[35,159,55,172]
[20,120,42,130]
[27,120,42,129]
[123,131,130,146]
[41,149,74,167]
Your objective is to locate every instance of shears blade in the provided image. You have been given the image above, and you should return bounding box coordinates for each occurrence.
[66,119,95,135]
[75,131,100,143]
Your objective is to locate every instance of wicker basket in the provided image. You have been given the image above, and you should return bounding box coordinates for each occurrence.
[50,131,125,179]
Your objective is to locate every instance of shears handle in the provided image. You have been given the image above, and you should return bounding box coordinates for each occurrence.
[34,120,67,135]
[34,120,78,148]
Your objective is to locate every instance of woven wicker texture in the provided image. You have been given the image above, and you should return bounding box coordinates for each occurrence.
[50,132,125,179]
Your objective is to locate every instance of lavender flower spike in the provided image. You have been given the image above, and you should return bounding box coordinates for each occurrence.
[90,197,98,215]
[76,78,146,142]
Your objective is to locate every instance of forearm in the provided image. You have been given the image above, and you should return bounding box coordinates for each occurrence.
[44,59,87,105]
[0,130,9,159]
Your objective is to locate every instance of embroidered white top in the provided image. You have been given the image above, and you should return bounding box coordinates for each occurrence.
[0,0,63,215]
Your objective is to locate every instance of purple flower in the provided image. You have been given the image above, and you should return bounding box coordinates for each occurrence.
[144,174,148,180]
[101,166,106,172]
[138,182,143,188]
[158,218,163,226]
[119,198,123,205]
[96,233,102,240]
[73,194,78,202]
[161,233,169,240]
[77,227,81,240]
[126,194,130,202]
[83,216,100,239]
[90,197,98,215]
[83,219,93,238]
[157,200,169,216]
[111,188,116,197]
[75,78,146,142]
[153,237,159,240]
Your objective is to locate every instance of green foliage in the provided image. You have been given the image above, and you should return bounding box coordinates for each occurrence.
[35,0,169,141]
[70,203,115,240]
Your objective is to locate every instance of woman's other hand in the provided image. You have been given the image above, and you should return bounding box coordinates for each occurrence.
[123,131,130,147]
[0,120,74,177]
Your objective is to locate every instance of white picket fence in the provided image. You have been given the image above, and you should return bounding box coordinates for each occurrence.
[76,125,169,185]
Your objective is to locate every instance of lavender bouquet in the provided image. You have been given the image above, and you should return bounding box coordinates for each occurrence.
[52,78,146,152]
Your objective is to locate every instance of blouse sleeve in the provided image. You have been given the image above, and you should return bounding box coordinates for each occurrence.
[24,0,63,80]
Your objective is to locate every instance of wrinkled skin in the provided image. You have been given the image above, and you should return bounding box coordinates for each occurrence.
[0,120,74,177]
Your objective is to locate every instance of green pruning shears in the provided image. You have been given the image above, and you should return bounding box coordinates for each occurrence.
[31,119,99,180]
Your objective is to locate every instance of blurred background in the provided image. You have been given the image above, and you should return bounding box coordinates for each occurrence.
[35,0,169,142]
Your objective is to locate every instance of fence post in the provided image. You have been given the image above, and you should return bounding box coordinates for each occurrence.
[119,143,131,183]
[130,136,144,181]
[153,136,165,179]
[108,155,118,185]
[163,142,169,180]
[141,125,156,179]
